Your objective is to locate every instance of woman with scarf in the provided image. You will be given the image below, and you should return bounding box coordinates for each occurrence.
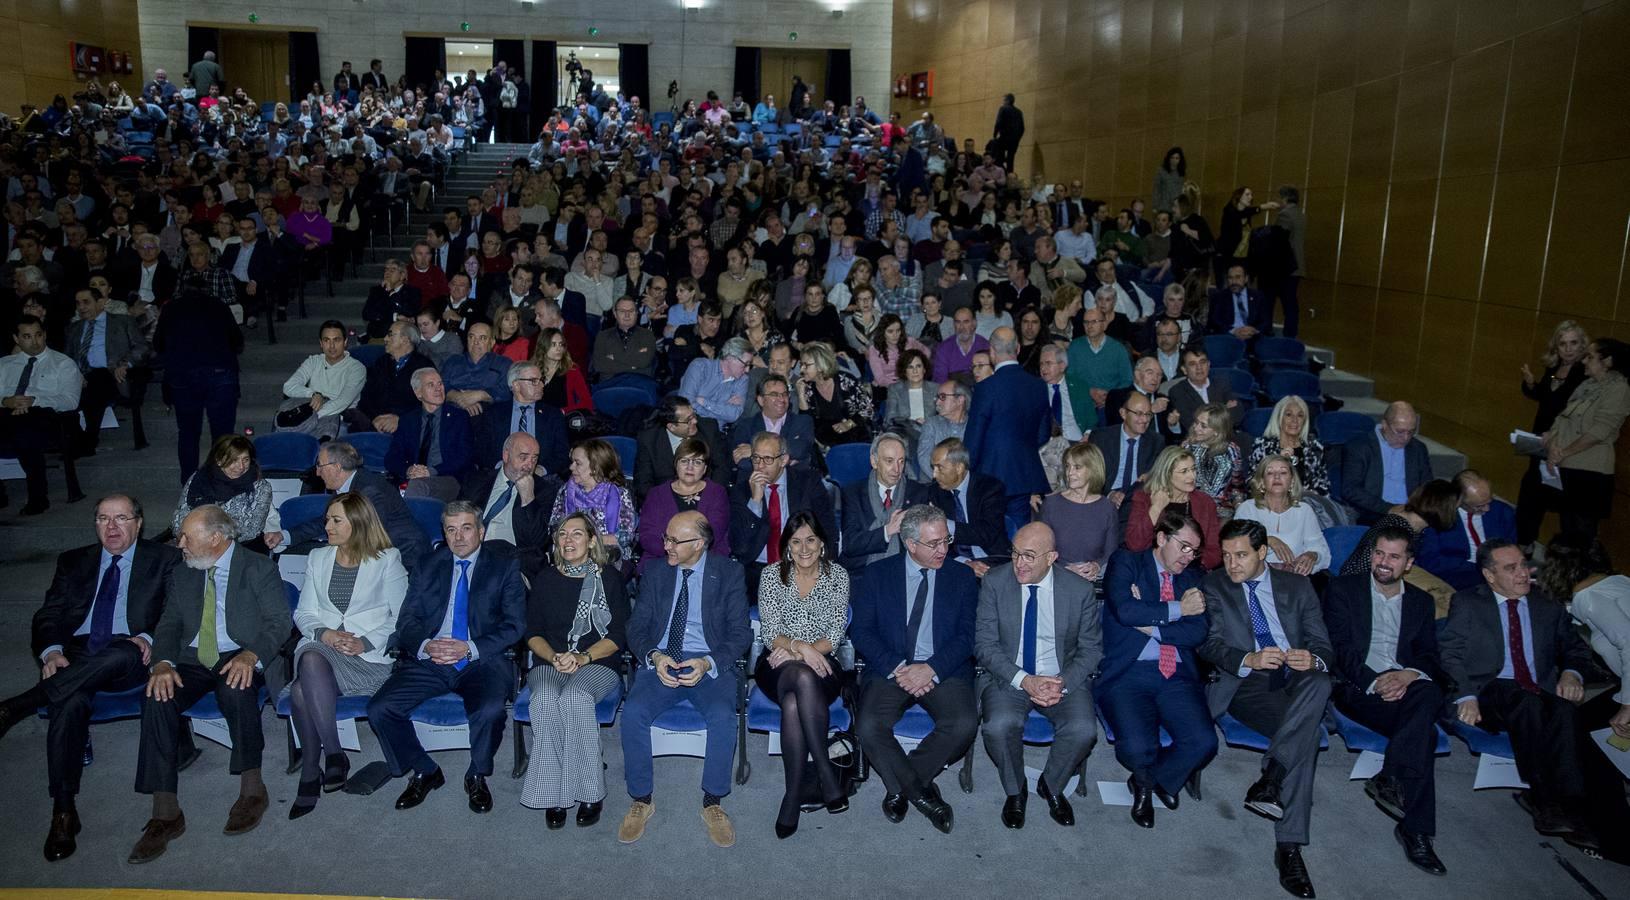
[518,514,631,828]
[549,439,639,566]
[170,434,274,547]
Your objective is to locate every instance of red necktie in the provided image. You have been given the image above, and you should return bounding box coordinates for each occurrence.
[1467,515,1482,548]
[883,486,893,511]
[1158,571,1178,679]
[766,483,782,564]
[1505,599,1540,694]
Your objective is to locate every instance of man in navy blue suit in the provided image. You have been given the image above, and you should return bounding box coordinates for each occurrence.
[1098,510,1216,829]
[619,510,752,849]
[964,327,1050,524]
[367,503,525,815]
[385,368,474,502]
[477,361,570,476]
[1207,263,1271,340]
[1416,469,1516,591]
[851,505,978,834]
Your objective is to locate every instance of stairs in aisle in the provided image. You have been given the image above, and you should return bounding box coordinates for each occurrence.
[1313,345,1467,478]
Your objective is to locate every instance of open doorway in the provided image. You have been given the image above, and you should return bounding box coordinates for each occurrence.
[558,45,619,105]
[446,40,494,92]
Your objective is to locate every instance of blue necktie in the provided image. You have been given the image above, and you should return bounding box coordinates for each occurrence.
[1244,580,1276,651]
[1234,291,1248,326]
[87,554,123,654]
[483,479,515,526]
[663,569,692,661]
[517,404,531,434]
[1050,383,1063,426]
[451,559,471,670]
[1119,437,1135,490]
[1022,584,1039,674]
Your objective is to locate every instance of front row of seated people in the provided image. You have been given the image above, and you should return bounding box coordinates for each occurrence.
[0,474,1626,895]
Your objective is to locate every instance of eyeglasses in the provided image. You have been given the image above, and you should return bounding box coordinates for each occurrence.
[910,537,953,551]
[676,457,707,467]
[1012,550,1048,563]
[935,393,957,400]
[512,376,542,384]
[95,515,139,525]
[662,535,703,546]
[1169,539,1199,557]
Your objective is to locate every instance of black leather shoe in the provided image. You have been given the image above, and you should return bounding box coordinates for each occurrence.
[575,801,602,827]
[825,795,849,815]
[1365,774,1405,822]
[43,810,80,862]
[881,792,908,823]
[288,779,321,821]
[1001,792,1026,829]
[1394,824,1446,875]
[323,754,350,793]
[545,807,568,829]
[1154,782,1181,811]
[1275,843,1316,898]
[1245,771,1285,821]
[1036,775,1075,826]
[775,819,798,839]
[20,501,49,516]
[0,703,21,743]
[465,774,493,813]
[1514,790,1573,836]
[1129,776,1154,829]
[393,768,445,810]
[1184,769,1203,801]
[910,785,954,834]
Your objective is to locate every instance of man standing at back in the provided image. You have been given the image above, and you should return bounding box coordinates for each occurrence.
[964,326,1050,527]
[188,51,225,99]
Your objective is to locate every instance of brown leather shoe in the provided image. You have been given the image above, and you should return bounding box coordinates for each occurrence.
[127,814,186,864]
[702,805,736,848]
[617,800,654,844]
[223,793,268,835]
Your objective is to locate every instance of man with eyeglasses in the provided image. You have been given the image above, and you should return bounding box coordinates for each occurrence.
[851,504,978,834]
[1098,509,1215,831]
[917,379,970,478]
[477,361,569,475]
[728,431,836,602]
[634,396,731,501]
[839,432,948,571]
[111,233,177,307]
[729,371,816,482]
[678,335,753,426]
[0,495,184,862]
[264,441,430,563]
[974,521,1101,830]
[1090,391,1165,528]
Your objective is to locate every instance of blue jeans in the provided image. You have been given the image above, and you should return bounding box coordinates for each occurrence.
[619,668,739,799]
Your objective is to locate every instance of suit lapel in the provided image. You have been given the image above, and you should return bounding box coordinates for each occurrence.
[1268,571,1296,646]
[1050,572,1073,653]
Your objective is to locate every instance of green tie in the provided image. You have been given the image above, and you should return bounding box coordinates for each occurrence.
[198,567,220,668]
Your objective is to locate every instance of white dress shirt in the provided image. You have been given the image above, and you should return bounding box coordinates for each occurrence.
[186,543,242,657]
[1046,378,1084,442]
[1361,577,1430,692]
[1011,569,1060,687]
[41,546,152,660]
[0,348,83,411]
[482,475,518,544]
[421,548,482,661]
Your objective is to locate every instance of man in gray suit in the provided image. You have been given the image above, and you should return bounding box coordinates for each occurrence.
[128,505,291,864]
[974,523,1101,830]
[838,432,946,571]
[66,288,150,454]
[1341,401,1433,524]
[1198,519,1332,899]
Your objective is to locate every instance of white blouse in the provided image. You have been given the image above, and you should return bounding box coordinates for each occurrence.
[1571,574,1630,704]
[1233,499,1331,572]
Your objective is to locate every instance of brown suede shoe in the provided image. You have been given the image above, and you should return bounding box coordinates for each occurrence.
[223,793,268,836]
[702,805,736,848]
[617,800,654,844]
[127,814,186,864]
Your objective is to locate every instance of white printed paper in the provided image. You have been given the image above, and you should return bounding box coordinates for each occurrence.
[1472,753,1528,790]
[411,721,471,752]
[190,715,234,749]
[1348,750,1385,780]
[1095,779,1134,806]
[1590,728,1630,780]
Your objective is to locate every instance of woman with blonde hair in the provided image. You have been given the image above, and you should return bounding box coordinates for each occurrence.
[1047,282,1084,342]
[1516,320,1590,545]
[520,514,631,827]
[288,492,409,818]
[1183,403,1244,511]
[1038,442,1119,581]
[1124,445,1221,569]
[798,341,874,446]
[1233,455,1330,586]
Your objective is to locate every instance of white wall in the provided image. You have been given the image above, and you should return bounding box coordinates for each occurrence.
[136,0,892,114]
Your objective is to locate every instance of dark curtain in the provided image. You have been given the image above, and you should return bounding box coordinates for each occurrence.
[187,28,220,69]
[532,40,558,121]
[403,37,446,94]
[617,43,649,109]
[288,32,320,105]
[493,39,525,76]
[733,47,761,106]
[825,49,851,109]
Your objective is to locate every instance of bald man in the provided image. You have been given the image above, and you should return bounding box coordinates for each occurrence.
[457,431,560,552]
[974,523,1101,828]
[1341,401,1433,525]
[1416,469,1516,590]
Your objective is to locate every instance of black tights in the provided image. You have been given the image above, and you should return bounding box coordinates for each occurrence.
[776,662,841,826]
[288,651,342,781]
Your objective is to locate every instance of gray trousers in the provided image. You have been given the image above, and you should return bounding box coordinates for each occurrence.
[980,680,1097,797]
[1222,669,1331,845]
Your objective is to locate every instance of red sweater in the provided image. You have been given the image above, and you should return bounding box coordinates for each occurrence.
[1123,488,1222,571]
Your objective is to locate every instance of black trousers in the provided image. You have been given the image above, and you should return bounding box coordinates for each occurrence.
[0,407,67,504]
[1476,679,1585,804]
[1336,679,1443,834]
[77,368,120,452]
[32,639,156,799]
[135,651,265,795]
[856,675,976,797]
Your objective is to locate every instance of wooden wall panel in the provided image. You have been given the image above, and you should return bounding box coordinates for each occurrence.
[0,0,143,109]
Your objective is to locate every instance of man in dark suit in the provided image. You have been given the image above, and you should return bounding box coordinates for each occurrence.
[975,523,1100,829]
[1341,402,1434,525]
[111,235,178,306]
[1090,391,1165,528]
[385,368,474,502]
[839,432,948,571]
[1323,524,1448,875]
[128,505,291,864]
[1207,263,1271,340]
[964,327,1051,522]
[1097,511,1215,830]
[65,288,150,454]
[216,217,279,323]
[477,361,570,475]
[727,372,816,483]
[1441,540,1600,850]
[360,59,389,92]
[266,441,431,565]
[618,511,752,848]
[1415,469,1517,590]
[349,321,435,434]
[362,260,423,341]
[927,436,1011,561]
[1197,519,1333,899]
[1163,345,1238,436]
[729,432,837,600]
[851,505,978,833]
[367,503,526,815]
[458,432,558,556]
[633,396,730,501]
[1106,356,1182,440]
[0,495,181,861]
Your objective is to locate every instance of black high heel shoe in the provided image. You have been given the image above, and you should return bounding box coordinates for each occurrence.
[775,819,798,839]
[289,779,321,820]
[826,796,849,814]
[322,754,350,793]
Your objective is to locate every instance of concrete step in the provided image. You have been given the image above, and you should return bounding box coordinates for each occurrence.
[1319,367,1373,401]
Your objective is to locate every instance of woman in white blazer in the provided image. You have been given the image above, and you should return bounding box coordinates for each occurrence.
[286,492,409,819]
